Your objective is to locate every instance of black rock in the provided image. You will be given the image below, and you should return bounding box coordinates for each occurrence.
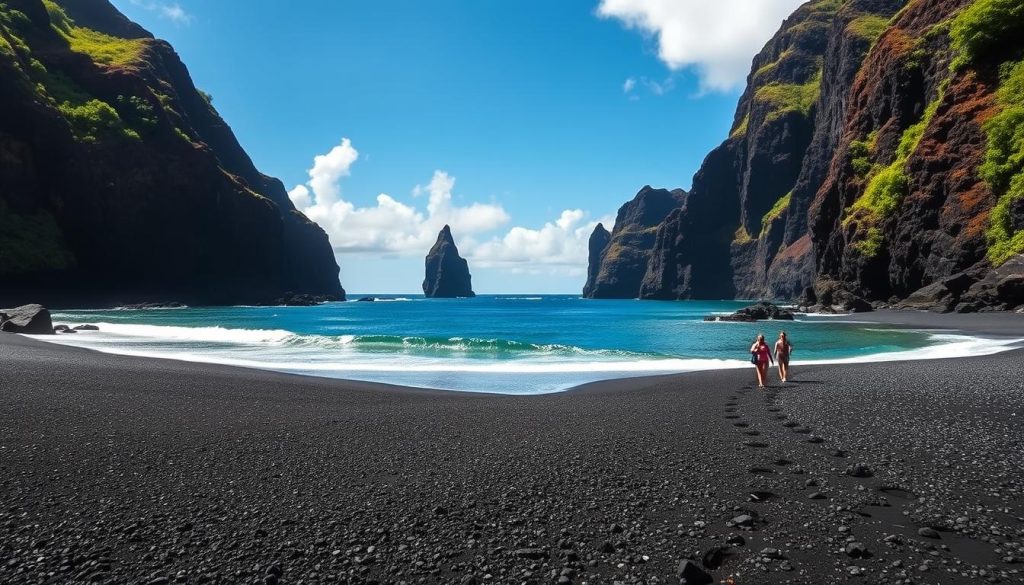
[116,302,187,310]
[845,542,869,558]
[274,292,339,306]
[514,548,547,559]
[357,297,377,302]
[917,527,940,539]
[423,225,476,298]
[73,324,100,331]
[598,541,615,554]
[0,304,54,334]
[730,514,754,527]
[676,559,714,585]
[725,534,746,547]
[846,463,874,478]
[582,223,612,298]
[704,301,794,322]
[702,546,728,570]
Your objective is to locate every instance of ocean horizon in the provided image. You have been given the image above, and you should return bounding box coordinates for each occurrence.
[36,295,1020,394]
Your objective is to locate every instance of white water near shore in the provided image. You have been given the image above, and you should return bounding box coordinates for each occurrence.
[33,314,1024,394]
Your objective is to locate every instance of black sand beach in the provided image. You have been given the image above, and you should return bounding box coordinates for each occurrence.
[2,321,1024,585]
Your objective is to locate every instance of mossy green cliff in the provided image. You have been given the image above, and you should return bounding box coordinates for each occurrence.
[0,0,344,306]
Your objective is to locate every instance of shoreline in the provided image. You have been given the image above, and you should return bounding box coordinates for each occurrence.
[29,306,1024,395]
[2,331,1022,584]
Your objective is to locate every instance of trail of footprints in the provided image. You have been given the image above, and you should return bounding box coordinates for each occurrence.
[722,384,866,504]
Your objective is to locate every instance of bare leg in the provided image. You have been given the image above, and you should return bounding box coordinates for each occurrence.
[755,364,766,388]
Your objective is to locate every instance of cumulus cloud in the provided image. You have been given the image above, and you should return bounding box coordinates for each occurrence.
[288,139,618,277]
[468,210,616,276]
[288,139,509,255]
[129,0,193,25]
[597,0,805,92]
[623,77,637,93]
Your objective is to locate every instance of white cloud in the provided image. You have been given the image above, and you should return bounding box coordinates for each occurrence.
[623,77,637,93]
[469,210,616,276]
[129,0,193,25]
[288,140,509,255]
[597,0,805,92]
[289,139,617,279]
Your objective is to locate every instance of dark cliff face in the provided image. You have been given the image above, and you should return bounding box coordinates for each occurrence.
[423,225,475,298]
[639,0,904,301]
[808,0,1022,310]
[583,186,686,298]
[0,0,344,306]
[615,0,1023,311]
[582,222,611,298]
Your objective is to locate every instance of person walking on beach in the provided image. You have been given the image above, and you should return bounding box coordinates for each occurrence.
[750,334,773,389]
[775,331,793,383]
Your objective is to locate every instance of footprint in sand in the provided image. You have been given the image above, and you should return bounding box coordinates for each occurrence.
[743,430,761,436]
[743,441,769,448]
[783,421,799,428]
[733,422,750,428]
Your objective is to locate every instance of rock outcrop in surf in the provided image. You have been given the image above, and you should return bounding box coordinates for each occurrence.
[423,225,475,298]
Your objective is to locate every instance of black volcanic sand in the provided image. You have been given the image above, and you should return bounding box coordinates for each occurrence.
[2,331,1024,584]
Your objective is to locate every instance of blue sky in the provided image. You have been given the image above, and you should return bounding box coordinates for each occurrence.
[111,0,804,293]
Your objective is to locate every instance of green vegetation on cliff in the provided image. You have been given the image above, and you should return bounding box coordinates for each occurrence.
[846,14,889,44]
[754,71,821,122]
[950,0,1024,70]
[761,192,792,236]
[846,89,944,257]
[0,201,74,273]
[730,114,749,139]
[43,0,147,67]
[849,130,878,177]
[980,60,1024,265]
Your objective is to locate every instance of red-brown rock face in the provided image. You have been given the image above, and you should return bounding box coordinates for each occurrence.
[604,0,1024,311]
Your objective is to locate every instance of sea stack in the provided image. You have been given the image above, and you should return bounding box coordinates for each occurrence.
[582,223,611,298]
[423,225,475,298]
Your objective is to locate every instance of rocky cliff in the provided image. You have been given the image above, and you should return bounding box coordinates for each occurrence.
[0,0,345,306]
[582,222,611,298]
[584,186,686,298]
[596,0,1024,312]
[423,225,475,298]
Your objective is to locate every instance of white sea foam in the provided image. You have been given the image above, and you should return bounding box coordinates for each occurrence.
[74,322,295,344]
[31,321,1023,393]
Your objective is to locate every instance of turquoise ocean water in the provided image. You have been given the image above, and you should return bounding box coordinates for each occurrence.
[40,296,1018,394]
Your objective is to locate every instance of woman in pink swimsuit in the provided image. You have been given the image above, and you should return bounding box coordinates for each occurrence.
[750,334,774,389]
